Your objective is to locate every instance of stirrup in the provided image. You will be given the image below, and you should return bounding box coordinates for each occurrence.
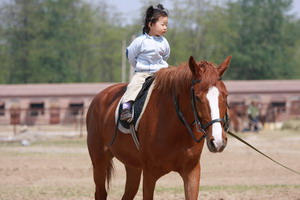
[120,109,133,122]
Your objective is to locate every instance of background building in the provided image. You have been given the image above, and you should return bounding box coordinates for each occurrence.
[0,80,299,129]
[0,83,114,126]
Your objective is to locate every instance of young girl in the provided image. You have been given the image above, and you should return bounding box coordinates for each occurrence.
[120,4,170,122]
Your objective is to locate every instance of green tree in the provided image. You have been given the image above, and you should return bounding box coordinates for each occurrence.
[0,0,299,83]
[160,0,300,79]
[0,0,126,83]
[286,18,300,79]
[83,2,125,82]
[1,0,93,83]
[225,0,298,79]
[0,25,10,83]
[163,0,234,66]
[167,0,212,65]
[3,0,35,83]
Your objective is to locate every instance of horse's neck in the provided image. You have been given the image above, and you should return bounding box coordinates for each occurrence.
[151,88,202,147]
[176,90,194,121]
[154,88,194,123]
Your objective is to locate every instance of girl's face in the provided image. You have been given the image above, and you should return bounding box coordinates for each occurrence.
[148,16,168,36]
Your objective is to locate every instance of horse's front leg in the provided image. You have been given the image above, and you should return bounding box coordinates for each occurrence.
[122,165,142,200]
[180,161,201,200]
[142,168,162,200]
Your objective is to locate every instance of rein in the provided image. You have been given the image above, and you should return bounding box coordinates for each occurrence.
[173,79,229,143]
[227,130,300,176]
[174,80,300,175]
[174,79,300,175]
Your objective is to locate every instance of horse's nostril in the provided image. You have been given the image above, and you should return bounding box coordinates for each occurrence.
[210,139,216,149]
[209,138,227,152]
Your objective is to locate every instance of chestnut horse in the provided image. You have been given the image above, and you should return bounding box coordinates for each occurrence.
[87,56,232,200]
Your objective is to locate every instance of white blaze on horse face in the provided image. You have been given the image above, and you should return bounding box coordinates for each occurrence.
[206,86,223,148]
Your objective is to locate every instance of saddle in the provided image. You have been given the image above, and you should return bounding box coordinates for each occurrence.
[115,76,155,133]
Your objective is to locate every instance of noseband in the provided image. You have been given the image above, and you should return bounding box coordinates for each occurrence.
[173,79,229,143]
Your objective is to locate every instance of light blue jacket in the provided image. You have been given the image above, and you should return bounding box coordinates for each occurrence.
[126,33,170,73]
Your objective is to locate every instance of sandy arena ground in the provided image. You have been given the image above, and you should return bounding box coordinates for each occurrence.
[0,126,299,200]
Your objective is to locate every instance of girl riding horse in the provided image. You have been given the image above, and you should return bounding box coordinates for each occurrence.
[87,55,232,199]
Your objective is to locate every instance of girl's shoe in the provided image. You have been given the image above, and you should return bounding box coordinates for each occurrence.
[120,108,133,122]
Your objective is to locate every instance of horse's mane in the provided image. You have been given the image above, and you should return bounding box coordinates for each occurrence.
[154,61,220,94]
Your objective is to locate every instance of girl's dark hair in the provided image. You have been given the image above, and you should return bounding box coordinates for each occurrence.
[143,4,168,34]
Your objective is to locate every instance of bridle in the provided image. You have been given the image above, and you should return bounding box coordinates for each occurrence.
[173,78,230,143]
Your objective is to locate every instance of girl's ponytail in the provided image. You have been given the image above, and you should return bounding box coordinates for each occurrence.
[157,4,164,10]
[143,6,154,34]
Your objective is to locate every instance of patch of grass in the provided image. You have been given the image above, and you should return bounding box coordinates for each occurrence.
[0,134,87,149]
[228,129,300,141]
[0,137,86,148]
[282,120,300,131]
[0,137,88,157]
[154,184,300,194]
[155,186,184,193]
[200,184,300,192]
[0,142,23,147]
[0,185,94,200]
[32,137,86,147]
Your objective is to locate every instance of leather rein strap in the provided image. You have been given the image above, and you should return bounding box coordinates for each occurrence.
[227,130,300,175]
[173,93,206,143]
[173,80,300,175]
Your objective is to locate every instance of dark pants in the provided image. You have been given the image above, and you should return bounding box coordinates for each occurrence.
[249,115,259,132]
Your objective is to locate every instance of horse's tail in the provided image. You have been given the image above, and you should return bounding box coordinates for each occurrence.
[106,159,114,190]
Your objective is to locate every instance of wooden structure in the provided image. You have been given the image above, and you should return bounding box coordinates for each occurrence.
[0,80,299,126]
[0,83,114,125]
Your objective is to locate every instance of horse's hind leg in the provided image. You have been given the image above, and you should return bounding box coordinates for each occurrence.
[87,123,113,200]
[89,148,113,200]
[122,166,142,200]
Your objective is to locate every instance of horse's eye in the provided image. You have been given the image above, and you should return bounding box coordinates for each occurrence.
[196,96,201,102]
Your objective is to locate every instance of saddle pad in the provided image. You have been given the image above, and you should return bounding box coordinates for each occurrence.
[115,79,155,134]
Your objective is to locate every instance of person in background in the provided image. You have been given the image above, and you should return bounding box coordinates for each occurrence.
[120,4,170,122]
[247,100,260,132]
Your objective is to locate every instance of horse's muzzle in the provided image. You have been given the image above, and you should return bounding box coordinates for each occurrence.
[207,136,227,153]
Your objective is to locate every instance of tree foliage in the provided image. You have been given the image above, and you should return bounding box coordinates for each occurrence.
[224,0,299,79]
[0,0,299,83]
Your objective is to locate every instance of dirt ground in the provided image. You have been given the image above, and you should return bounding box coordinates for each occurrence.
[0,126,300,200]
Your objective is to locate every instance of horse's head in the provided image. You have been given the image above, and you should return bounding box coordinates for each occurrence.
[188,56,232,153]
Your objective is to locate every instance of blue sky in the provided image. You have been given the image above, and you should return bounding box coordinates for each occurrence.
[106,0,300,24]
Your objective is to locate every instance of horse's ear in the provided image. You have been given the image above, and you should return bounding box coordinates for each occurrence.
[218,56,232,77]
[189,56,198,76]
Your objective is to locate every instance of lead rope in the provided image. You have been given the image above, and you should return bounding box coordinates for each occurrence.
[227,130,300,175]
